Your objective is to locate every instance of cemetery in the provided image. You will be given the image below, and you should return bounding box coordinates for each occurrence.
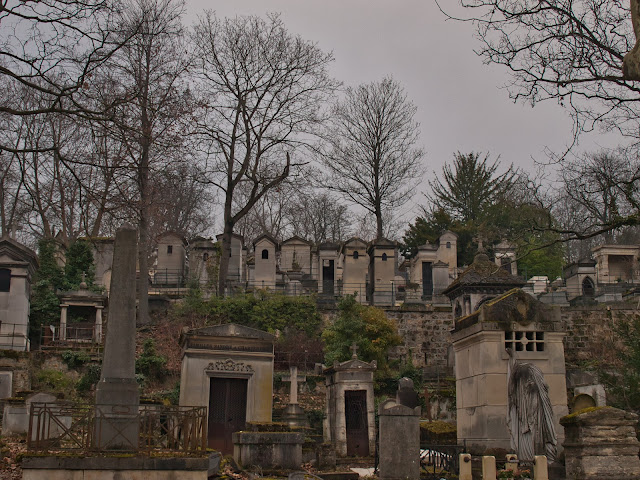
[0,227,639,480]
[2,2,640,478]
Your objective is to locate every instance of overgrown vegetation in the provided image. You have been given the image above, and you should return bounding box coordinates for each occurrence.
[322,295,401,371]
[136,339,168,382]
[597,313,640,413]
[173,292,323,336]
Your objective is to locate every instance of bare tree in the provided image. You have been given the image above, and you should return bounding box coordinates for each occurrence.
[319,77,424,240]
[287,191,353,244]
[557,151,640,256]
[99,0,192,323]
[192,13,338,294]
[444,1,638,139]
[0,0,131,153]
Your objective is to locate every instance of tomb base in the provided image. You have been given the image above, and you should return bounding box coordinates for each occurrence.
[281,404,309,428]
[233,431,304,469]
[22,454,218,480]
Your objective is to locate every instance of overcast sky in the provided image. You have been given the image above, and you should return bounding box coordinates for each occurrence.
[184,0,627,220]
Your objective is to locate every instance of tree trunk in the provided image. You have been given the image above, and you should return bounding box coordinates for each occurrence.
[375,206,383,240]
[217,222,233,296]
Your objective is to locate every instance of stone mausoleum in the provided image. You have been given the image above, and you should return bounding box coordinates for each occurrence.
[452,289,568,454]
[179,323,274,455]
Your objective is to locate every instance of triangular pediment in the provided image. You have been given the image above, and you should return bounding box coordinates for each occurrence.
[187,323,275,340]
[0,237,38,271]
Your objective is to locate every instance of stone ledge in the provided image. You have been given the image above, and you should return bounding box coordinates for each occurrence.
[22,455,211,471]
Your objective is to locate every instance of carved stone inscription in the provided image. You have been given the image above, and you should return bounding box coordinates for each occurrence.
[205,359,254,374]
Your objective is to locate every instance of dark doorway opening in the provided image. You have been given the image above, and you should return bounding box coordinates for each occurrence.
[422,262,433,298]
[322,260,335,295]
[345,390,369,456]
[208,377,247,454]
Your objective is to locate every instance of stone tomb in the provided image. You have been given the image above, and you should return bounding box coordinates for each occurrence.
[323,349,376,457]
[180,323,274,454]
[452,289,568,455]
[0,237,38,351]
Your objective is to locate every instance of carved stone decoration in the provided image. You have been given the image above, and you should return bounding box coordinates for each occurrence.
[205,359,254,374]
[623,0,640,80]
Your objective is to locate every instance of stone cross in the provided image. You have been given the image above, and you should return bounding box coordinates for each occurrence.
[281,365,306,405]
[350,342,359,359]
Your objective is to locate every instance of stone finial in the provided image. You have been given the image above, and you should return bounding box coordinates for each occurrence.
[350,342,359,359]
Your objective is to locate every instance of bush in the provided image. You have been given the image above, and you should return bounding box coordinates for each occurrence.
[76,364,101,394]
[322,295,401,370]
[136,339,168,381]
[61,350,90,369]
[174,292,323,336]
[34,369,75,394]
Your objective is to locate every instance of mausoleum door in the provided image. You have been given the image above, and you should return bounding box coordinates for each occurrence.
[208,377,248,454]
[345,390,369,456]
[323,260,335,295]
[422,262,433,297]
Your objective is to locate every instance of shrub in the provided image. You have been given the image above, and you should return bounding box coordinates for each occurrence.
[322,295,401,370]
[61,350,90,369]
[76,364,101,394]
[136,339,168,381]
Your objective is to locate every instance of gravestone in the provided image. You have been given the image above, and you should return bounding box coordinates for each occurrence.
[323,346,376,457]
[179,323,274,455]
[281,365,309,427]
[95,224,140,449]
[378,381,421,480]
[396,377,419,409]
[0,371,12,399]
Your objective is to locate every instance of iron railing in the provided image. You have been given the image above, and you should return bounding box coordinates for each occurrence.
[28,402,207,454]
[420,444,466,480]
[40,323,102,347]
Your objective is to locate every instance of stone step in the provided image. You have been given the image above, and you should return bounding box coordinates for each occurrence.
[316,472,360,480]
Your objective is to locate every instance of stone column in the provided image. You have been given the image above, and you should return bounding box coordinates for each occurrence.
[59,304,68,341]
[95,224,140,450]
[281,366,308,427]
[94,306,103,343]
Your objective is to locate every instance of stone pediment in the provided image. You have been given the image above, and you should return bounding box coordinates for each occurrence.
[282,235,312,246]
[0,237,38,274]
[253,233,279,249]
[325,357,377,373]
[187,323,275,341]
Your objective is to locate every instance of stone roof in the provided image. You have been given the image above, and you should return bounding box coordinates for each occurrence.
[186,323,275,341]
[323,357,377,373]
[443,251,525,298]
[0,236,39,274]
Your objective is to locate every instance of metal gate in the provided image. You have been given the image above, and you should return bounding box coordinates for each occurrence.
[345,390,369,456]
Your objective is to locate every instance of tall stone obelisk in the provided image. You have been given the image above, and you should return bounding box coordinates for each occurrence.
[95,224,140,449]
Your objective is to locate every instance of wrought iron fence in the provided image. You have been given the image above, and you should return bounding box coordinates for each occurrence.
[420,444,466,480]
[28,402,207,454]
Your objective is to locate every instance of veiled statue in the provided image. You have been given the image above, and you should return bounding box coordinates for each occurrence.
[506,348,557,462]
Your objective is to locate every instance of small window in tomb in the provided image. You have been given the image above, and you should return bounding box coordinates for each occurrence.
[261,249,269,260]
[167,245,173,254]
[0,269,10,292]
[353,251,359,259]
[505,331,544,352]
[382,253,388,261]
[446,242,451,249]
[203,253,209,261]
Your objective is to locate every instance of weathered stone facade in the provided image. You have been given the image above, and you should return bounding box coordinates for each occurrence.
[561,407,640,480]
[386,307,454,369]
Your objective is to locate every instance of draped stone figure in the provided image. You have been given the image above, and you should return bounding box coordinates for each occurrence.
[506,348,557,462]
